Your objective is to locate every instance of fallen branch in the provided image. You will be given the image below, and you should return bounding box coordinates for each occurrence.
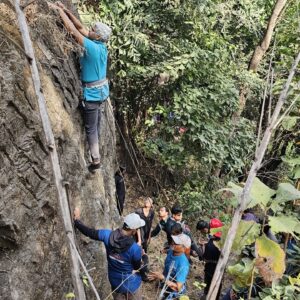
[207,52,300,300]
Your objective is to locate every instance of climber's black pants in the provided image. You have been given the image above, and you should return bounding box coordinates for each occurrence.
[81,100,104,161]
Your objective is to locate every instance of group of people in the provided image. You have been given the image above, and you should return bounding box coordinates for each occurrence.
[73,199,225,300]
[45,3,291,300]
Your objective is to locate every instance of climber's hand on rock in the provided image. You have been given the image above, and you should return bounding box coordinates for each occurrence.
[73,207,81,220]
[56,1,66,10]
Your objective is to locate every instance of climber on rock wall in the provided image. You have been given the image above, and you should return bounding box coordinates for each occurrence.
[49,2,111,172]
[73,208,145,300]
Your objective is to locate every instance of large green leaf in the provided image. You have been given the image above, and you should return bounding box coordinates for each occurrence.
[274,183,300,203]
[268,215,300,236]
[215,220,260,254]
[228,258,255,288]
[255,235,285,283]
[247,178,276,208]
[222,177,276,209]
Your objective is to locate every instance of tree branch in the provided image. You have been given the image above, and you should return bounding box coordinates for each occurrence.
[249,0,288,71]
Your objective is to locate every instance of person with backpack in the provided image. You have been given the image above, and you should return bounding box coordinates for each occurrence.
[49,2,111,172]
[73,208,144,299]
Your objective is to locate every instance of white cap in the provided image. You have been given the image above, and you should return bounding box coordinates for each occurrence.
[124,213,145,229]
[171,233,191,248]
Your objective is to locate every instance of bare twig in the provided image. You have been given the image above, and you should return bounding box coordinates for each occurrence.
[268,68,275,124]
[248,266,255,300]
[0,29,29,59]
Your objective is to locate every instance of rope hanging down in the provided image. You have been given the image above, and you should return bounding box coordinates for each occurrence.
[13,1,86,298]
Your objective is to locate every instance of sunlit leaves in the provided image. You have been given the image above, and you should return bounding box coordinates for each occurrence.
[216,220,260,254]
[274,183,300,204]
[255,235,285,284]
[268,215,300,236]
[222,177,275,209]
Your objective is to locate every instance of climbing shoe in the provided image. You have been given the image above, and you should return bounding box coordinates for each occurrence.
[88,162,101,173]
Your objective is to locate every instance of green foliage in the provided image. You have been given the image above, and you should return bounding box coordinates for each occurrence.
[215,220,260,255]
[257,275,300,300]
[228,258,255,289]
[65,292,75,299]
[222,177,276,209]
[192,281,206,291]
[268,216,300,236]
[281,117,299,131]
[274,183,300,204]
[223,177,300,213]
[82,275,89,287]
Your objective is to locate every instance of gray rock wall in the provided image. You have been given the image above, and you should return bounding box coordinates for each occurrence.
[0,1,120,299]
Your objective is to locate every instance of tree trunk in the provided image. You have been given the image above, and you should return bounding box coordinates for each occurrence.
[233,0,288,122]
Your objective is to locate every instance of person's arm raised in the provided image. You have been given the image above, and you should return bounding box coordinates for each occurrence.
[48,3,84,45]
[56,1,89,37]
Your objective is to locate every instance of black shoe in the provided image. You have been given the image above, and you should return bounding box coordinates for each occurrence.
[88,162,101,173]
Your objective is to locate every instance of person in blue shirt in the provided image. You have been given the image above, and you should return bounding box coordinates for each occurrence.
[73,208,145,300]
[49,2,111,172]
[148,233,190,299]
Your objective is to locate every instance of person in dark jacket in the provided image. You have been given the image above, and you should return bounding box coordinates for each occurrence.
[165,205,202,259]
[115,166,126,215]
[151,206,169,238]
[196,218,223,299]
[202,235,222,299]
[73,208,145,300]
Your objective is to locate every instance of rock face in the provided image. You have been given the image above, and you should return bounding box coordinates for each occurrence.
[0,1,120,299]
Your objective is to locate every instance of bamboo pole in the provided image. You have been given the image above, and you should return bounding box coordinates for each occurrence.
[207,52,300,300]
[14,1,86,298]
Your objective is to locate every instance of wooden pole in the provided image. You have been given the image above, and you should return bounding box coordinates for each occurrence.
[68,236,101,300]
[14,1,86,299]
[207,52,300,300]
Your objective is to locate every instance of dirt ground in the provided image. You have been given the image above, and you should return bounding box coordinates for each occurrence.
[122,172,230,300]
